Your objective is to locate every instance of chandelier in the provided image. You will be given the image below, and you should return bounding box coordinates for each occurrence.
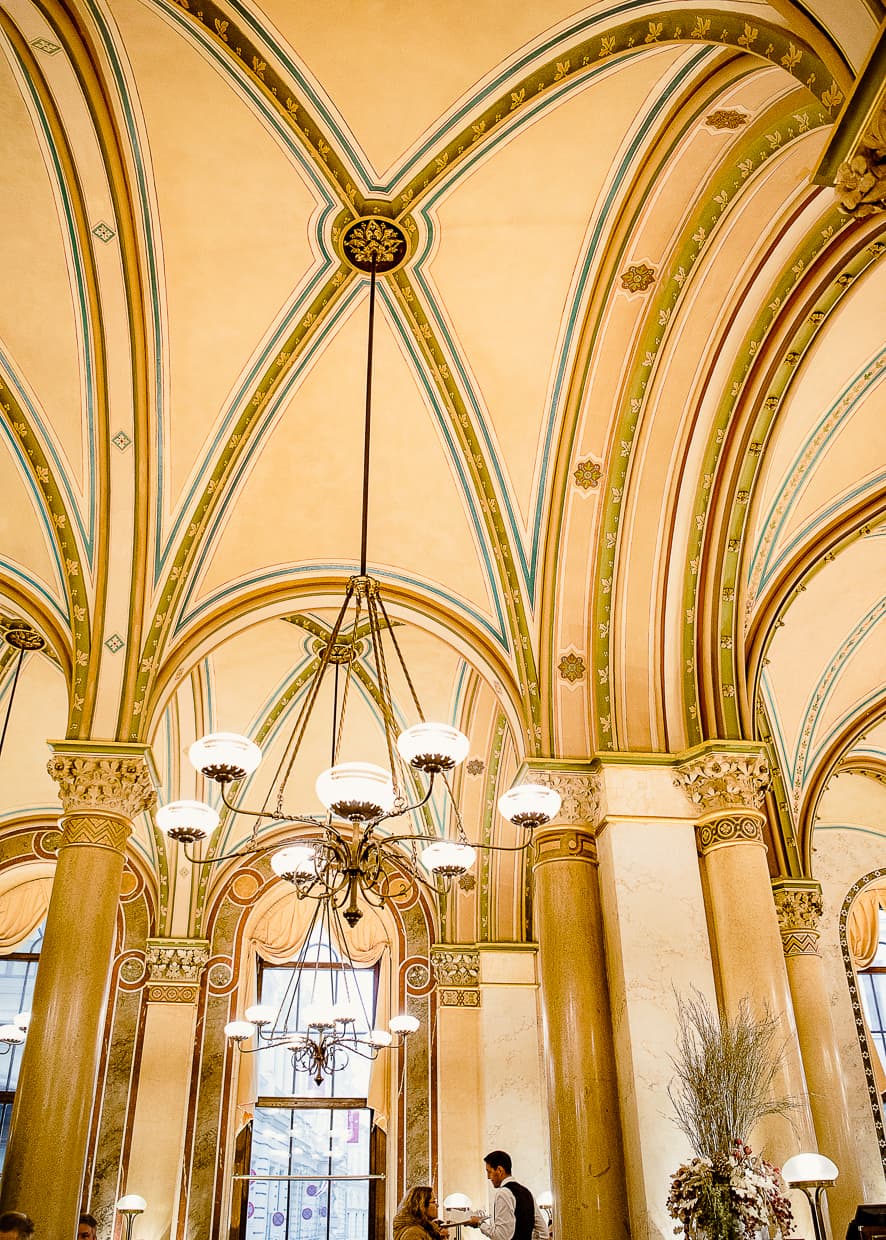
[223,889,418,1081]
[155,218,561,925]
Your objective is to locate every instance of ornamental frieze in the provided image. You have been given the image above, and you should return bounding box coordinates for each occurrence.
[145,938,210,1003]
[60,813,131,853]
[695,815,764,855]
[675,750,769,815]
[773,882,823,956]
[48,751,156,820]
[531,769,602,826]
[431,947,480,990]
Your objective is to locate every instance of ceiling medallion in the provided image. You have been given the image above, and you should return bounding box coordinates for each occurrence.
[4,627,45,651]
[341,217,409,274]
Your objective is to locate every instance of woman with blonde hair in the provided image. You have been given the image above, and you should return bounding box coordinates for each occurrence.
[392,1185,446,1240]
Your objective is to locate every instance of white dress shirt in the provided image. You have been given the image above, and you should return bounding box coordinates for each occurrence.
[478,1177,548,1240]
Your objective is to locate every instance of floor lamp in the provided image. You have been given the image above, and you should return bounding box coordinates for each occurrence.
[115,1194,147,1240]
[782,1153,838,1240]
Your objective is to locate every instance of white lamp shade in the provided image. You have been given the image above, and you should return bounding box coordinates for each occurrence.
[537,1191,553,1208]
[781,1153,838,1184]
[421,840,476,876]
[189,732,261,777]
[13,1011,30,1030]
[315,762,395,820]
[498,783,561,826]
[368,1028,392,1047]
[270,844,318,880]
[116,1195,147,1214]
[244,1004,276,1026]
[444,1193,472,1211]
[155,799,219,841]
[0,1023,26,1045]
[389,1012,420,1034]
[223,1020,255,1041]
[305,1001,337,1028]
[397,723,470,771]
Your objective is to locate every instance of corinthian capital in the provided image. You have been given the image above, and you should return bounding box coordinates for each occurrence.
[675,747,768,816]
[531,766,602,826]
[772,880,823,956]
[48,744,157,820]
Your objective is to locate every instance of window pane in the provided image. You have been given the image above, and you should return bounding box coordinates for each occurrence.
[0,921,43,1171]
[247,1107,370,1240]
[872,908,886,968]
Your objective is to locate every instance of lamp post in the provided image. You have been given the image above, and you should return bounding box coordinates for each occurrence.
[115,1194,146,1240]
[782,1153,838,1240]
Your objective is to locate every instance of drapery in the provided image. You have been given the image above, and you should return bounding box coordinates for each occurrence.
[236,891,393,1129]
[0,876,51,949]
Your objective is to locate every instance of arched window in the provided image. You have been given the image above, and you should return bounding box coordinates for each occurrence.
[859,906,886,1085]
[0,920,44,1170]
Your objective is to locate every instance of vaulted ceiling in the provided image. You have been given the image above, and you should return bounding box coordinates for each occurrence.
[0,0,884,939]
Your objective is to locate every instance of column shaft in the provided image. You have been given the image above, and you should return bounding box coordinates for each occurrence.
[534,826,629,1239]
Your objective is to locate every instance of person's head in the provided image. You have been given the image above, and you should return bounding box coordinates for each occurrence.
[0,1212,35,1240]
[78,1214,98,1240]
[484,1150,512,1188]
[396,1185,437,1223]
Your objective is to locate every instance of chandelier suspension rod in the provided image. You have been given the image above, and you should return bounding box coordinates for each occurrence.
[359,256,379,577]
[0,647,25,759]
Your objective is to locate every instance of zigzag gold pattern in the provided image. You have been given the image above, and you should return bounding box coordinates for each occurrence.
[780,930,820,957]
[695,814,764,854]
[60,812,131,853]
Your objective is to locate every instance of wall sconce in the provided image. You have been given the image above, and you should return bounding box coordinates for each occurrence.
[782,1153,838,1240]
[115,1194,147,1240]
[443,1192,472,1238]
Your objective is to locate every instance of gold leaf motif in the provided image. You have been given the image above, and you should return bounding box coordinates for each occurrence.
[214,18,228,39]
[780,42,802,69]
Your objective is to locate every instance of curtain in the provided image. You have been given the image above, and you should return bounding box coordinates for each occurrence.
[236,892,393,1129]
[0,877,51,949]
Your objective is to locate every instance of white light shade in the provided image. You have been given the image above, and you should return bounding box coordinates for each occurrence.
[116,1195,147,1214]
[305,1002,337,1028]
[13,1011,30,1030]
[537,1191,553,1208]
[244,1004,276,1026]
[155,799,219,842]
[444,1193,472,1210]
[315,762,395,820]
[368,1028,392,1047]
[498,783,561,827]
[782,1153,838,1185]
[332,998,361,1025]
[189,732,261,777]
[223,1020,255,1041]
[0,1023,26,1045]
[421,840,476,876]
[397,723,470,771]
[389,1012,420,1034]
[270,845,318,880]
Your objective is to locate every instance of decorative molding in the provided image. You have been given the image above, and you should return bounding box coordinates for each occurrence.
[144,939,210,1003]
[47,748,156,820]
[675,749,769,815]
[530,768,602,827]
[695,814,765,855]
[431,947,479,989]
[60,812,131,853]
[533,826,598,867]
[705,108,748,130]
[439,988,480,1008]
[773,881,823,956]
[573,458,602,490]
[619,262,655,292]
[557,651,586,683]
[835,102,886,217]
[840,868,886,1171]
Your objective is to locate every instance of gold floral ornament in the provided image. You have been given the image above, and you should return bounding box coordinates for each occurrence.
[558,651,586,683]
[341,217,409,273]
[465,757,485,775]
[705,108,748,130]
[573,458,602,490]
[620,262,655,292]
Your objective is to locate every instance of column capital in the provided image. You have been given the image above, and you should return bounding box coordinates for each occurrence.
[674,743,769,818]
[48,742,157,821]
[145,937,210,1003]
[430,945,480,1008]
[533,825,598,868]
[515,760,602,826]
[772,879,823,957]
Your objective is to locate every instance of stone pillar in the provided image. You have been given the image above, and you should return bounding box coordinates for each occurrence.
[529,767,630,1240]
[675,745,815,1159]
[0,743,156,1237]
[432,946,485,1209]
[125,939,210,1239]
[773,880,864,1235]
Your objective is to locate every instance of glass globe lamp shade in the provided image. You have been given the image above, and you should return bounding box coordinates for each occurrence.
[444,1194,472,1211]
[315,762,395,821]
[332,999,360,1026]
[305,1002,337,1029]
[368,1028,392,1047]
[223,1020,255,1042]
[244,1004,276,1026]
[270,844,318,881]
[116,1195,147,1214]
[498,783,562,828]
[388,1013,420,1034]
[188,732,262,782]
[0,1023,26,1046]
[781,1153,838,1185]
[155,799,219,844]
[537,1191,553,1209]
[421,840,476,878]
[13,1011,30,1030]
[397,723,470,773]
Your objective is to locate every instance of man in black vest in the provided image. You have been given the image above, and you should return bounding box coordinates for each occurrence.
[465,1150,549,1240]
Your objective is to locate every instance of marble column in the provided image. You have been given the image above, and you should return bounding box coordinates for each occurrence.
[675,745,815,1159]
[773,880,864,1235]
[529,767,630,1240]
[0,743,156,1237]
[125,938,210,1240]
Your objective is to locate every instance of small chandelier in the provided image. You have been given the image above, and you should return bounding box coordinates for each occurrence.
[223,891,418,1082]
[156,219,562,923]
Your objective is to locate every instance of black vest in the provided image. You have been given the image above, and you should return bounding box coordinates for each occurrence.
[502,1180,535,1240]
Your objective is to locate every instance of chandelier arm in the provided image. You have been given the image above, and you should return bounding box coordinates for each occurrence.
[372,771,436,825]
[0,646,25,760]
[181,841,274,865]
[218,782,326,827]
